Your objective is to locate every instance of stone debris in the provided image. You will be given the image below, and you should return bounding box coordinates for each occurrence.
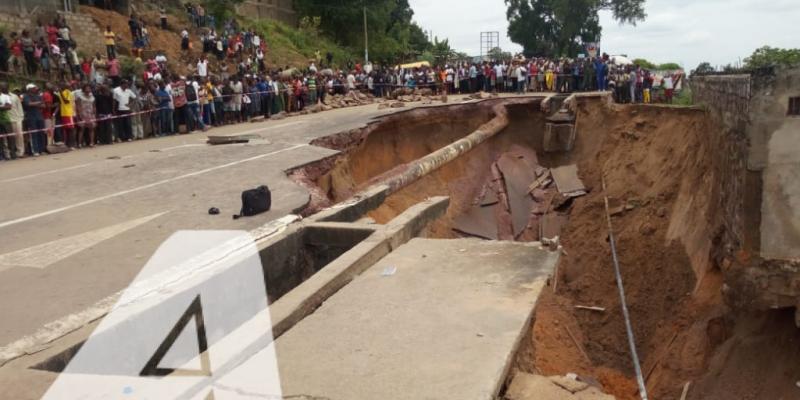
[452,144,571,242]
[323,91,378,109]
[551,164,587,197]
[505,372,616,400]
[466,91,498,100]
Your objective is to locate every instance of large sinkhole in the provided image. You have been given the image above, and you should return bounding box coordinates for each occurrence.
[292,97,578,243]
[289,97,752,399]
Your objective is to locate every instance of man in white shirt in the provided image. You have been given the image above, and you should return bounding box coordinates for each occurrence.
[662,74,675,104]
[112,79,137,141]
[7,88,24,158]
[0,83,23,158]
[197,55,208,78]
[184,78,206,132]
[230,77,243,123]
[516,64,527,94]
[494,63,504,92]
[346,72,356,92]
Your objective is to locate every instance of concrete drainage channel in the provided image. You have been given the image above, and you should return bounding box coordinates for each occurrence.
[2,94,769,400]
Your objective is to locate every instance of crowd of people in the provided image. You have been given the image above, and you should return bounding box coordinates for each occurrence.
[0,15,83,81]
[0,5,683,162]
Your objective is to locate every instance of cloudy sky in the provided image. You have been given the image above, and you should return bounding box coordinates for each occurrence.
[408,0,799,69]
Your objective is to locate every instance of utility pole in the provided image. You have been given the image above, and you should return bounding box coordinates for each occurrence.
[363,6,369,64]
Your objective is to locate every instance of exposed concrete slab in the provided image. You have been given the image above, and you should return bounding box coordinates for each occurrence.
[0,197,451,400]
[274,238,558,400]
[760,118,800,260]
[505,373,615,400]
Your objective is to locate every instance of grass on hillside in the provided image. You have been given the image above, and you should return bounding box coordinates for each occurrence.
[248,18,355,69]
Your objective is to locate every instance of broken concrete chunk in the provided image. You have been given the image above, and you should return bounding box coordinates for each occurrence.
[551,374,589,393]
[505,373,616,400]
[207,133,261,145]
[540,214,568,241]
[480,184,500,206]
[452,203,499,240]
[551,164,587,197]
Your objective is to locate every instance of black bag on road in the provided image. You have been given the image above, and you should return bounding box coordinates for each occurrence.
[234,185,271,219]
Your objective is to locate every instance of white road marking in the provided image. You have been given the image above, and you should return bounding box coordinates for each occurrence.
[218,120,305,138]
[0,143,206,184]
[157,143,207,151]
[0,162,94,183]
[0,212,168,271]
[0,144,308,230]
[1,122,305,184]
[270,120,305,129]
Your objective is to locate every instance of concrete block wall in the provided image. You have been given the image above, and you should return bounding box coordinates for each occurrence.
[0,11,103,58]
[0,13,34,37]
[692,74,751,135]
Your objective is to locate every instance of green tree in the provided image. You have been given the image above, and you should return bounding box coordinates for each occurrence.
[506,0,645,57]
[293,0,433,63]
[488,47,512,61]
[430,37,456,64]
[691,62,715,75]
[657,62,682,70]
[744,46,800,69]
[204,0,245,28]
[632,58,656,69]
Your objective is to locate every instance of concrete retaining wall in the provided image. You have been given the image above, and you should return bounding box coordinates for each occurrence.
[692,74,751,134]
[693,67,800,320]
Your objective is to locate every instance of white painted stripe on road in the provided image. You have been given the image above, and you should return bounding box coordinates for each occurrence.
[0,144,308,230]
[270,120,305,129]
[158,143,207,151]
[0,162,94,183]
[1,143,205,184]
[215,120,305,138]
[0,212,168,271]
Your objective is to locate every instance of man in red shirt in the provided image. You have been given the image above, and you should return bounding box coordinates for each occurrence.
[8,32,24,75]
[80,57,91,81]
[46,23,58,46]
[42,83,55,145]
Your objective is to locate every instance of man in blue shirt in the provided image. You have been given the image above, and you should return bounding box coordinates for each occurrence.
[155,81,171,137]
[594,58,608,91]
[255,77,269,118]
[22,84,46,156]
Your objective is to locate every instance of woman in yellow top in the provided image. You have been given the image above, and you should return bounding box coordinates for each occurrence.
[58,85,76,148]
[104,25,117,60]
[545,65,555,92]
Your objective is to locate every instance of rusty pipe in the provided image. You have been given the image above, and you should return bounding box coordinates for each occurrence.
[380,103,510,194]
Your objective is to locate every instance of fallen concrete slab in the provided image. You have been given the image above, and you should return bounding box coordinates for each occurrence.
[273,238,558,400]
[505,372,615,400]
[551,164,587,197]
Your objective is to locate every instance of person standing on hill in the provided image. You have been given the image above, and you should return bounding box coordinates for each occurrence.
[107,56,120,87]
[128,14,140,41]
[104,26,117,60]
[181,28,190,54]
[160,6,168,30]
[197,55,208,79]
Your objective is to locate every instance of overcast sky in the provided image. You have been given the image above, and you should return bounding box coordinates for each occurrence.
[408,0,799,69]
